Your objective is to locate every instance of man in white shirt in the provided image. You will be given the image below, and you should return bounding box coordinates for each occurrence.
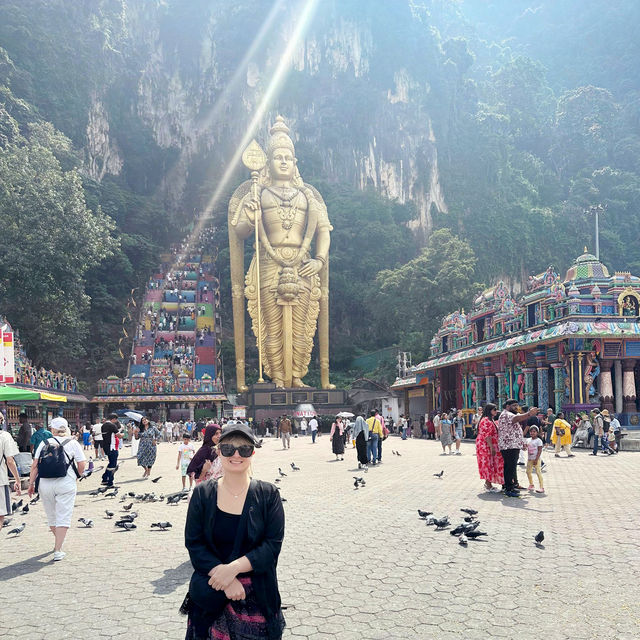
[0,430,21,527]
[309,417,319,443]
[300,418,308,437]
[433,412,442,439]
[164,420,174,443]
[91,422,104,460]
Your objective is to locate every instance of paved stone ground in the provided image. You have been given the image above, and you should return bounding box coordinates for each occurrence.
[1,435,639,639]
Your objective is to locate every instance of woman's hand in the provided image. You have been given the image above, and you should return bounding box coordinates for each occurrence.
[208,563,238,590]
[27,482,35,498]
[224,578,246,601]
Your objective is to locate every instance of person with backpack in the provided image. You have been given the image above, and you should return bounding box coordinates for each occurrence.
[27,417,86,561]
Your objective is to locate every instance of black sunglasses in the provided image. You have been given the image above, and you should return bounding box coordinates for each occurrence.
[219,443,254,458]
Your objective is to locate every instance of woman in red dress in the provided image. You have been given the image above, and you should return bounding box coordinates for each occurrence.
[475,403,504,492]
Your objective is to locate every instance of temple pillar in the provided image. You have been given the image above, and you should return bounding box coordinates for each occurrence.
[551,363,565,412]
[472,375,484,409]
[536,367,549,411]
[533,350,549,411]
[485,375,495,404]
[523,367,536,408]
[495,372,507,409]
[41,404,49,429]
[614,360,623,414]
[622,359,637,413]
[577,353,585,405]
[188,402,196,421]
[97,403,105,422]
[482,361,494,405]
[599,359,614,412]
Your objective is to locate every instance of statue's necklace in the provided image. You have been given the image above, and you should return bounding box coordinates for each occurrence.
[266,187,300,231]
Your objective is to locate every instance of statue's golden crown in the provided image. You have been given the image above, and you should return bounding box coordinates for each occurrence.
[267,115,295,156]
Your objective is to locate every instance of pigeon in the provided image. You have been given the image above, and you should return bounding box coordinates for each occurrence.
[424,516,436,526]
[535,531,545,546]
[278,468,287,477]
[104,488,119,498]
[118,515,135,523]
[274,478,281,483]
[465,530,488,539]
[151,522,172,531]
[97,486,108,494]
[433,470,444,478]
[433,516,450,529]
[29,495,40,505]
[459,534,468,546]
[290,462,300,471]
[2,517,12,528]
[463,515,476,523]
[281,497,287,502]
[417,510,433,519]
[122,503,133,511]
[166,494,182,505]
[21,504,29,515]
[105,510,114,519]
[450,524,468,536]
[395,451,402,457]
[392,450,397,455]
[464,521,480,533]
[460,508,478,516]
[8,522,26,536]
[121,522,137,531]
[151,476,162,483]
[12,499,23,512]
[78,518,94,528]
[353,479,359,489]
[89,490,100,496]
[128,492,136,497]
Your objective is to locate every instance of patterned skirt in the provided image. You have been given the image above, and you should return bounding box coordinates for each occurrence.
[185,576,285,640]
[136,437,157,468]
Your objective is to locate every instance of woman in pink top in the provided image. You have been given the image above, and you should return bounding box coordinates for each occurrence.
[475,403,504,492]
[330,418,345,461]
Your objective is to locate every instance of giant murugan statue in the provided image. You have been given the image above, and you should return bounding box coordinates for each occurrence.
[228,116,333,391]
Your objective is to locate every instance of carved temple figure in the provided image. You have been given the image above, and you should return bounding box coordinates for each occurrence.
[228,117,333,390]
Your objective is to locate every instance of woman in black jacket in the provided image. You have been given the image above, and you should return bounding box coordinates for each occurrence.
[183,423,285,640]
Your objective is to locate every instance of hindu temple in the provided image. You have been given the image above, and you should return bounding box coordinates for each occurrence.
[392,249,640,429]
[92,238,226,422]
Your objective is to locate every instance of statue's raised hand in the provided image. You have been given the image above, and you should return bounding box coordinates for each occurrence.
[244,195,262,221]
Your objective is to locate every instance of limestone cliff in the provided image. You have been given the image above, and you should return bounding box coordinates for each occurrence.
[66,0,450,238]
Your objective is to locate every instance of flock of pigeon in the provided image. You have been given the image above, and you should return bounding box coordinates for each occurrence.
[275,461,303,502]
[2,461,191,538]
[417,507,544,548]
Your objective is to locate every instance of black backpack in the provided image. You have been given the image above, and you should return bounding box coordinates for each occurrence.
[38,437,79,479]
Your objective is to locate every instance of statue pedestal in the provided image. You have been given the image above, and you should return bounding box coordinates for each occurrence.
[244,383,350,424]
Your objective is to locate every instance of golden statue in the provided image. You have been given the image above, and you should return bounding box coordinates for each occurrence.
[228,116,333,391]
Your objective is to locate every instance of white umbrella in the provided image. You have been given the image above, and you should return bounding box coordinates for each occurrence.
[336,411,355,418]
[124,410,144,423]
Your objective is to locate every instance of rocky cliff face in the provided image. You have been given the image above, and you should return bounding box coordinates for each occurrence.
[78,0,448,238]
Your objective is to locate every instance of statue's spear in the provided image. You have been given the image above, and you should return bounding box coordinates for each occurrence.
[242,140,267,383]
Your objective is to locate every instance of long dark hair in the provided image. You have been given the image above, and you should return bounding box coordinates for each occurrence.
[482,403,497,418]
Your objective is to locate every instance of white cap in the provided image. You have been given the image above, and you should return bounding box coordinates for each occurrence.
[50,417,70,435]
